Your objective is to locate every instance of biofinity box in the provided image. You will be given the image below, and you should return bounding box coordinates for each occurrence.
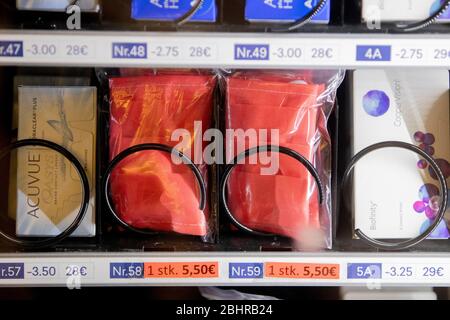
[16,86,96,237]
[8,76,90,221]
[352,70,450,239]
[132,0,217,22]
[16,0,100,12]
[362,0,450,23]
[245,0,330,24]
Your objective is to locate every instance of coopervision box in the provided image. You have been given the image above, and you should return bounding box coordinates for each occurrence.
[352,70,450,239]
[362,0,450,23]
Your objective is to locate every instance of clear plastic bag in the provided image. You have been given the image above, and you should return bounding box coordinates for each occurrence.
[106,69,217,242]
[220,70,344,248]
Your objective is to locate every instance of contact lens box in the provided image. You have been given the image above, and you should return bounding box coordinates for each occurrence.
[352,70,450,239]
[245,0,330,24]
[16,86,96,237]
[361,0,450,23]
[8,76,90,221]
[131,0,217,22]
[16,0,100,12]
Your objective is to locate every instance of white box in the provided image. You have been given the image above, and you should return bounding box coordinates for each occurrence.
[16,86,96,237]
[362,0,450,23]
[352,69,450,239]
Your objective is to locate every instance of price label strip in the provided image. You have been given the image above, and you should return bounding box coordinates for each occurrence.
[383,264,448,281]
[144,262,219,279]
[24,263,93,280]
[265,263,340,280]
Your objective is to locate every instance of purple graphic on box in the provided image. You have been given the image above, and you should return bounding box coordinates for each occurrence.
[415,131,436,170]
[420,219,450,238]
[414,184,440,219]
[429,158,450,180]
[362,90,390,117]
[431,0,450,19]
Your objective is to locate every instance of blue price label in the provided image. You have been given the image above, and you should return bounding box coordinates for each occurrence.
[0,263,24,279]
[110,263,144,279]
[112,43,147,59]
[0,41,23,57]
[356,45,391,62]
[235,44,270,61]
[347,263,382,279]
[229,263,264,279]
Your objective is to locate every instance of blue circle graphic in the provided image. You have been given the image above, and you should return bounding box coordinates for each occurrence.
[363,90,390,117]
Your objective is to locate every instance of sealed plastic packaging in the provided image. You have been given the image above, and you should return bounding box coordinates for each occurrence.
[105,70,217,242]
[220,70,344,249]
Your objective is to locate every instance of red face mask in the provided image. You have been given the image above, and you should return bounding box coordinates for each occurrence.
[225,72,326,239]
[108,73,216,236]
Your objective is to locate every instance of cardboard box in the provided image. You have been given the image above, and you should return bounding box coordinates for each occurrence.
[16,86,96,237]
[16,0,100,12]
[362,0,450,23]
[352,70,450,239]
[8,76,90,221]
[245,0,330,24]
[132,0,217,22]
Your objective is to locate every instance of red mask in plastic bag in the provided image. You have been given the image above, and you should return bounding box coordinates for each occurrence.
[109,73,215,237]
[225,71,329,240]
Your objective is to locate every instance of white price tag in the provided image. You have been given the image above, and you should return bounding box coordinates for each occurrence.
[382,264,415,281]
[24,39,96,61]
[271,44,304,62]
[307,45,339,63]
[417,265,448,281]
[392,46,426,63]
[61,40,96,59]
[24,41,59,58]
[431,48,450,62]
[149,43,181,60]
[185,43,217,61]
[62,263,94,279]
[25,263,58,279]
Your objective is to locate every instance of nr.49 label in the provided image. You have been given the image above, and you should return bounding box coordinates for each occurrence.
[235,44,270,60]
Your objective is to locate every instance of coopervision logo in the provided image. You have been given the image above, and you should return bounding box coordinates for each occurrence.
[393,80,403,127]
[369,201,377,231]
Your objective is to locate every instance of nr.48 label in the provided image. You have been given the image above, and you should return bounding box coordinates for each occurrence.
[112,43,147,59]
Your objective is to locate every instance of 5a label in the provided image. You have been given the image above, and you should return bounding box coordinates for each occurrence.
[347,263,382,279]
